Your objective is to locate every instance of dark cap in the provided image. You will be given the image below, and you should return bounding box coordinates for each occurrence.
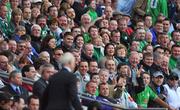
[168,72,179,80]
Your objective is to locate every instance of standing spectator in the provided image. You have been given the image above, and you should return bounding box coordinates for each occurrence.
[41,52,82,110]
[33,63,55,99]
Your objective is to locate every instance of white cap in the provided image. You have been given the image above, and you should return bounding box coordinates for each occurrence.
[31,0,42,3]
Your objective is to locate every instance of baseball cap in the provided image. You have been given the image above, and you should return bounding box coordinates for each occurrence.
[31,0,42,3]
[153,71,164,78]
[168,72,179,80]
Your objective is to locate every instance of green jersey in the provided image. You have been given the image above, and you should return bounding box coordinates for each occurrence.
[135,86,158,108]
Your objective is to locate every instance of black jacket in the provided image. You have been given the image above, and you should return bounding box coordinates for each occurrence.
[41,68,82,110]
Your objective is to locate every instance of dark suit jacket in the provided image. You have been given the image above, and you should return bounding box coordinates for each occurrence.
[33,78,48,99]
[41,68,82,110]
[0,84,29,102]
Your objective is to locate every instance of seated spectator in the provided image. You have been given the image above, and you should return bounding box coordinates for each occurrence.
[96,83,117,110]
[0,70,29,102]
[163,72,180,110]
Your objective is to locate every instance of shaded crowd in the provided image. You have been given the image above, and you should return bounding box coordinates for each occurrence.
[0,0,180,110]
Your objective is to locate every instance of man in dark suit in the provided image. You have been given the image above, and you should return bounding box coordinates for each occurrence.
[41,52,82,110]
[33,63,55,99]
[0,70,29,102]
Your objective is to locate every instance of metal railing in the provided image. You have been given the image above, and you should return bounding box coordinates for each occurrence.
[0,72,167,110]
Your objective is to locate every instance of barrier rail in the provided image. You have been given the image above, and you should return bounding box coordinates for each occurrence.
[0,72,167,110]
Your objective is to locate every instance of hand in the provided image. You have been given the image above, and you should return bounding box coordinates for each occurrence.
[136,65,143,77]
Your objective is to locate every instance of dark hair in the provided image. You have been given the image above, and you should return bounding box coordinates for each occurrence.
[90,73,99,80]
[21,64,34,77]
[63,32,72,38]
[87,101,101,110]
[27,95,39,105]
[104,43,115,56]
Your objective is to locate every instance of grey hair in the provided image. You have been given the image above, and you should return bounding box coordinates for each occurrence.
[9,70,22,79]
[39,63,54,75]
[60,52,75,65]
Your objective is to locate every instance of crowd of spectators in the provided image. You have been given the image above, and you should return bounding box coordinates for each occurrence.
[0,0,180,110]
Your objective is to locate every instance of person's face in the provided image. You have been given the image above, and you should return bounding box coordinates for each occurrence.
[99,71,109,83]
[91,75,100,84]
[32,26,41,37]
[172,47,180,58]
[109,20,118,31]
[145,32,153,43]
[58,16,68,29]
[72,28,81,37]
[49,7,58,18]
[101,19,109,28]
[136,30,146,40]
[118,20,127,31]
[104,0,112,6]
[160,35,169,47]
[116,48,126,57]
[90,0,96,9]
[153,76,164,86]
[143,74,150,85]
[40,52,50,63]
[10,0,19,9]
[106,60,115,73]
[155,23,163,33]
[31,8,40,18]
[104,7,112,18]
[86,82,97,95]
[28,98,39,110]
[23,0,31,8]
[101,33,110,44]
[146,45,153,53]
[89,61,98,73]
[26,67,37,79]
[90,28,98,38]
[160,56,169,69]
[130,41,139,51]
[106,45,114,56]
[156,48,164,56]
[72,51,80,65]
[79,62,89,75]
[0,55,8,71]
[63,35,74,47]
[8,40,17,53]
[144,56,153,66]
[50,23,58,31]
[111,32,120,43]
[85,45,94,57]
[53,49,63,61]
[163,20,170,33]
[48,38,56,49]
[173,32,180,43]
[168,78,179,87]
[0,6,8,19]
[17,98,25,110]
[42,67,55,80]
[136,22,144,29]
[81,15,91,25]
[76,36,84,48]
[37,18,47,28]
[17,43,26,53]
[23,8,31,20]
[117,77,126,88]
[129,53,140,67]
[11,73,22,85]
[99,84,109,97]
[118,65,129,76]
[2,101,12,110]
[14,14,22,22]
[145,16,152,28]
[66,8,75,19]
